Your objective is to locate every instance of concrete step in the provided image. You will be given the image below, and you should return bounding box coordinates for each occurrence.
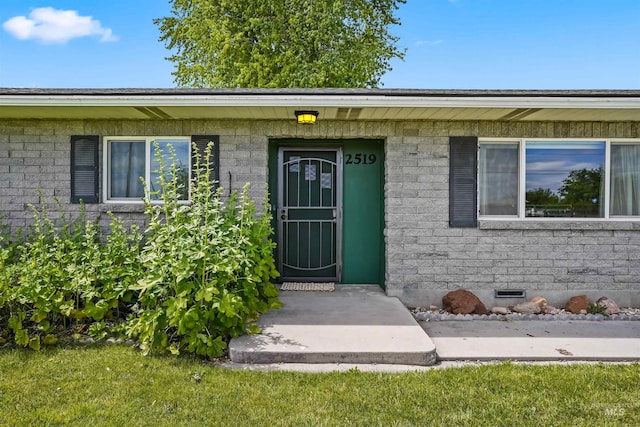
[229,285,437,366]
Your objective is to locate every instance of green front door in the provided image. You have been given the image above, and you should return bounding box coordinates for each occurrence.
[278,148,342,281]
[341,140,385,285]
[272,140,385,286]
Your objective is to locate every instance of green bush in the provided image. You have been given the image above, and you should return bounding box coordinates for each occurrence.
[124,142,280,357]
[0,224,16,345]
[588,302,607,315]
[0,142,280,356]
[4,198,143,348]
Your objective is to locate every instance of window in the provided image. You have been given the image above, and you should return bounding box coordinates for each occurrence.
[479,143,518,215]
[478,139,640,219]
[610,143,640,216]
[105,137,190,201]
[525,141,604,218]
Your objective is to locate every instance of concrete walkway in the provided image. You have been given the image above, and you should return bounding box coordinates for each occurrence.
[228,286,640,371]
[421,319,640,362]
[229,285,437,365]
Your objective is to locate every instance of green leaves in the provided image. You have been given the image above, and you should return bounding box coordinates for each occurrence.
[28,335,40,351]
[156,0,406,88]
[0,142,279,357]
[123,141,280,357]
[0,200,144,349]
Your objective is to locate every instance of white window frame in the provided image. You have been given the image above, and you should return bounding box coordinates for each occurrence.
[478,139,520,218]
[478,138,640,221]
[103,136,191,203]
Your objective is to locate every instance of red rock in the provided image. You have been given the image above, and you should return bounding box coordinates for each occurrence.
[596,297,620,315]
[442,289,488,315]
[565,295,590,314]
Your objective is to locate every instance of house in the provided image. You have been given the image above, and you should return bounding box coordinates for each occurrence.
[1,88,639,308]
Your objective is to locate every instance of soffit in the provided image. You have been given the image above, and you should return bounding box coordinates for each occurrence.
[1,89,639,121]
[1,105,640,122]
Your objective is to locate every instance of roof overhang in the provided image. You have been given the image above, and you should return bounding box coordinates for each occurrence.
[1,88,639,122]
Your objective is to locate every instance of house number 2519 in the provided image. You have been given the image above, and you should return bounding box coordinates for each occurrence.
[345,153,377,165]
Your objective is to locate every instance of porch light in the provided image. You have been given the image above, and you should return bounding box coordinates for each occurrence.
[295,110,319,124]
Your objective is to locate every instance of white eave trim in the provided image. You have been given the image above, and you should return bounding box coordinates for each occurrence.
[1,94,640,109]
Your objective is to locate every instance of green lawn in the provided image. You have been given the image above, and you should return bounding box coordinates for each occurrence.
[0,345,638,426]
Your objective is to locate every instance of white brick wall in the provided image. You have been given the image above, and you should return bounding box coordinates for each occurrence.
[1,118,639,307]
[384,120,640,307]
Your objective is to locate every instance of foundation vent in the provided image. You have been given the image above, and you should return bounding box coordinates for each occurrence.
[494,289,526,299]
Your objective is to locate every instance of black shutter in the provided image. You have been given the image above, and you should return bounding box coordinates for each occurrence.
[191,135,220,187]
[449,136,478,227]
[70,135,99,204]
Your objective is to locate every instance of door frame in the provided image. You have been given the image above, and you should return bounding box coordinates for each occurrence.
[269,138,386,288]
[276,146,343,282]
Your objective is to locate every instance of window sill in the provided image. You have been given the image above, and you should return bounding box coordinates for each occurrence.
[478,219,640,231]
[99,199,191,210]
[97,203,147,214]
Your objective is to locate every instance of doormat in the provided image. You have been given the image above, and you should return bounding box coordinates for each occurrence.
[280,282,335,292]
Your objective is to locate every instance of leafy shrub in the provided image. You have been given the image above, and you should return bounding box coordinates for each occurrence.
[0,142,280,356]
[0,221,17,345]
[124,142,280,357]
[587,302,607,315]
[2,198,143,348]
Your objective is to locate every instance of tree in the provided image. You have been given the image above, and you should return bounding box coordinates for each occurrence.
[559,167,603,204]
[559,167,603,216]
[525,187,559,206]
[155,0,406,88]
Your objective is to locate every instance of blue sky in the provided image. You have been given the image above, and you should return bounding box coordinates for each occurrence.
[526,142,604,194]
[0,0,638,89]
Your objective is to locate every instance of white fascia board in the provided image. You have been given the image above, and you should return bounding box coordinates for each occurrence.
[1,94,640,109]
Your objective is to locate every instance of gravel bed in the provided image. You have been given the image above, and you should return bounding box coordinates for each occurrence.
[411,309,640,322]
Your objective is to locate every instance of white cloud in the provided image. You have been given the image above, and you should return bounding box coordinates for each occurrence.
[526,159,602,193]
[3,7,118,44]
[527,160,600,172]
[416,40,443,46]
